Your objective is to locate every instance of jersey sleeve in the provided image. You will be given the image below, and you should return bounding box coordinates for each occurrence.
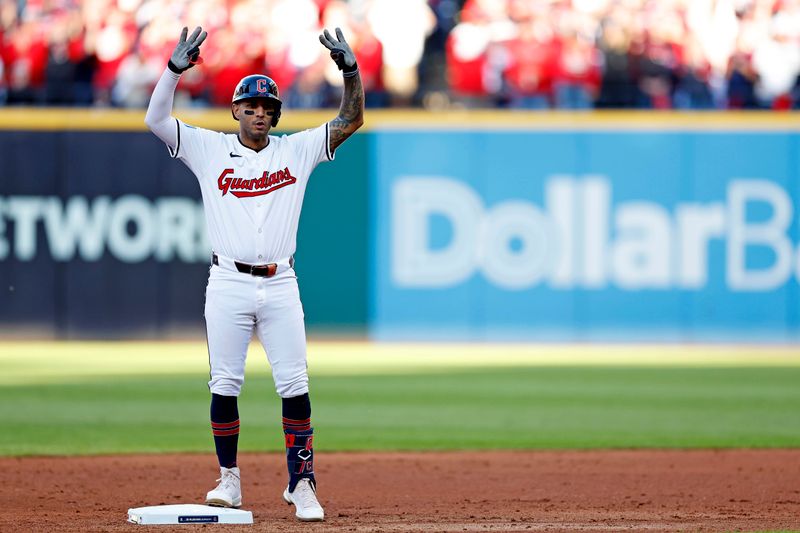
[170,119,221,173]
[287,123,335,172]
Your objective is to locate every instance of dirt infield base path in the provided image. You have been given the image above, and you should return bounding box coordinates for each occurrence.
[2,450,799,532]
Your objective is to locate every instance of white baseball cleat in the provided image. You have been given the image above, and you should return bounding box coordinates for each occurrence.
[282,478,324,521]
[205,466,242,508]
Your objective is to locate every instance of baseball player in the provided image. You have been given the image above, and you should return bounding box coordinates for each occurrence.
[144,26,363,522]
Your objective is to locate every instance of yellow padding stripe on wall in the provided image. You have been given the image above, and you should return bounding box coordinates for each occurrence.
[0,108,799,132]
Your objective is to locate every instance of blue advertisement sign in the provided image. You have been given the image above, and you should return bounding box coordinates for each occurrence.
[370,129,800,341]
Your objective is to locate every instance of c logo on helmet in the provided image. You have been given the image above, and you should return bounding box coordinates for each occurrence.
[256,78,267,93]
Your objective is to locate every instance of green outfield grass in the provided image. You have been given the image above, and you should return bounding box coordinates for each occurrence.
[1,342,799,455]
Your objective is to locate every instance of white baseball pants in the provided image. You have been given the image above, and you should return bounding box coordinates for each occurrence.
[204,263,309,398]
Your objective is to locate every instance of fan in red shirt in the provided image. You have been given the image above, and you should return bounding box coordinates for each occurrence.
[5,20,48,103]
[502,16,559,109]
[552,28,602,109]
[445,20,491,106]
[88,8,136,105]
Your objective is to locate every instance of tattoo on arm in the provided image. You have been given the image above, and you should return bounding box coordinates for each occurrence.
[329,73,364,152]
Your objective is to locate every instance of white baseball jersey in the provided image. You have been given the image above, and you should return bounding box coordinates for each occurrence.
[170,120,334,264]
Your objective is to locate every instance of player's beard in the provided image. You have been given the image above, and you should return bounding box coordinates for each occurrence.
[248,127,268,142]
[240,120,270,148]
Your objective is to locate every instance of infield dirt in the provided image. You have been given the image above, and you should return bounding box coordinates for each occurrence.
[2,450,798,532]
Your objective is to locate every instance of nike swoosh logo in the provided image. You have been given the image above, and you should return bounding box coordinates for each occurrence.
[230,152,242,158]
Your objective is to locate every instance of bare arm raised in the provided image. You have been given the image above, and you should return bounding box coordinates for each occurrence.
[144,26,207,148]
[319,28,364,153]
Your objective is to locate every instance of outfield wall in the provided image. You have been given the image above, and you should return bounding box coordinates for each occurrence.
[0,110,368,338]
[1,109,799,341]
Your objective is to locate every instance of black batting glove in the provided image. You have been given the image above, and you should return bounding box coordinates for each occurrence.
[168,26,207,74]
[319,27,358,77]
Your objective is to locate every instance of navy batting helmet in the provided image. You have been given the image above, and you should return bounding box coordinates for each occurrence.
[231,74,282,127]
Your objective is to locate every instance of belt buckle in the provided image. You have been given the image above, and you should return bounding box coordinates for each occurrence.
[250,264,269,277]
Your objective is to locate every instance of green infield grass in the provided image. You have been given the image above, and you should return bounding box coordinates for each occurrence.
[0,341,799,455]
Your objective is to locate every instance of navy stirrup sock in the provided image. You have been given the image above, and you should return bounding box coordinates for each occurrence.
[210,393,240,468]
[282,393,315,492]
[282,392,311,431]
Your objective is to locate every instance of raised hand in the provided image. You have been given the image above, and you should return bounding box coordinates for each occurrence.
[169,26,207,74]
[319,27,358,76]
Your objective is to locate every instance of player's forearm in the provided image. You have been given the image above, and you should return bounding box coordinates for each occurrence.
[330,72,364,149]
[144,67,181,146]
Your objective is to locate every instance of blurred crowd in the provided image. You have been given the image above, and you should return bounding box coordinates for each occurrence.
[1,0,800,110]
